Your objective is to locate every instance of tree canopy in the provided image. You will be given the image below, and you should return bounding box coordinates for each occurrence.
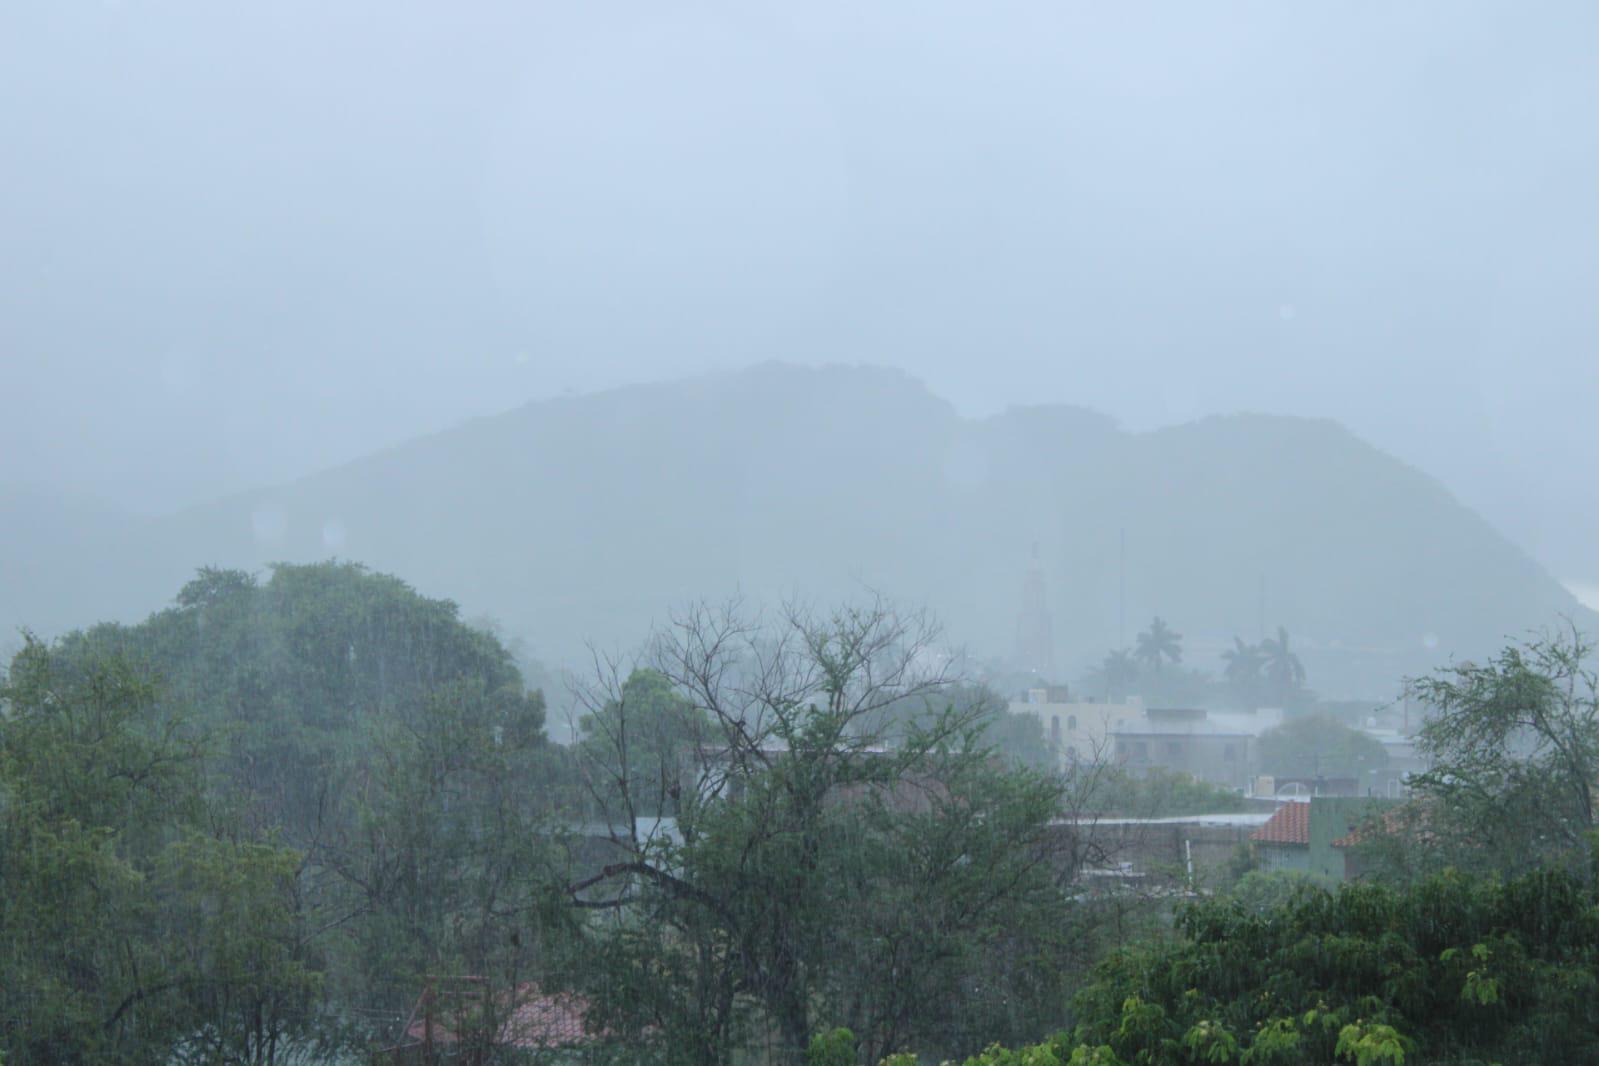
[1133,618,1182,674]
[1064,860,1599,1064]
[0,637,322,1061]
[0,562,571,1061]
[1402,626,1599,873]
[1257,713,1388,782]
[568,600,1081,1065]
[15,561,1599,1065]
[1220,628,1310,710]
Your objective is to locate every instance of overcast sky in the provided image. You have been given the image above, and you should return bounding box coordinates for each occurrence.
[4,2,1597,587]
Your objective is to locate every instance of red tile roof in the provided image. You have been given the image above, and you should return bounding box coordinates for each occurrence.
[401,982,608,1050]
[1333,807,1419,849]
[499,987,596,1049]
[1251,801,1310,846]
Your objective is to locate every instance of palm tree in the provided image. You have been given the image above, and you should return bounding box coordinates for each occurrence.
[1221,636,1265,707]
[1134,617,1182,673]
[1259,626,1306,706]
[1101,648,1138,701]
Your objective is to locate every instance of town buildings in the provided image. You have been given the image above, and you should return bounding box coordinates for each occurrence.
[1248,795,1400,880]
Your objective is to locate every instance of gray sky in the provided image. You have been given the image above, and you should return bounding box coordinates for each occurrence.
[4,2,1598,586]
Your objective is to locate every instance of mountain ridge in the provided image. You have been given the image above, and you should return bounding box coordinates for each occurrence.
[3,363,1587,697]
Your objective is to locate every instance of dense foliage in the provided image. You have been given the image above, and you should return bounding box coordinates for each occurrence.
[569,602,1085,1065]
[1256,713,1388,782]
[885,849,1599,1065]
[12,563,1597,1065]
[0,635,330,1061]
[0,563,571,1061]
[1066,860,1599,1064]
[1402,627,1599,875]
[2,568,1108,1064]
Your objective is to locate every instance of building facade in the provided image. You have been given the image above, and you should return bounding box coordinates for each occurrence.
[1009,689,1141,768]
[1248,796,1400,881]
[1110,707,1276,789]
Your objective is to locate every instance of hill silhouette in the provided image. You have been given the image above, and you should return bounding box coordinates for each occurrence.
[4,363,1587,696]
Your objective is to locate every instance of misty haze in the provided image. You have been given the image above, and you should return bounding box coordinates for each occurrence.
[4,3,1599,1064]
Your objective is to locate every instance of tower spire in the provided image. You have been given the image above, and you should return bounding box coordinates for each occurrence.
[1016,542,1054,675]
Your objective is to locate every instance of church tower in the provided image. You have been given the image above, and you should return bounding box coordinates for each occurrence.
[1016,542,1054,675]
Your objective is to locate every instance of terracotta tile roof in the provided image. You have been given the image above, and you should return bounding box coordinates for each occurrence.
[401,982,610,1050]
[500,987,596,1048]
[1250,801,1310,846]
[1333,807,1417,849]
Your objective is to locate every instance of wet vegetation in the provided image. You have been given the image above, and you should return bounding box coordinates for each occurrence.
[4,562,1597,1063]
[8,4,1598,1062]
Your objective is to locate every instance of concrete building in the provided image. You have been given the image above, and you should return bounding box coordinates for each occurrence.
[1048,810,1276,892]
[1256,775,1362,799]
[1248,796,1400,881]
[1009,687,1141,767]
[1306,796,1398,880]
[1111,707,1283,790]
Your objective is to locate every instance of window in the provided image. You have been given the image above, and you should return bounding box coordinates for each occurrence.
[1223,743,1236,762]
[1067,714,1077,731]
[1166,741,1182,759]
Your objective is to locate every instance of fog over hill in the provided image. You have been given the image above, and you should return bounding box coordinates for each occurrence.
[3,364,1588,697]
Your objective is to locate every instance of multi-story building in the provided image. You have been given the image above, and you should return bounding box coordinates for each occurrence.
[1009,686,1142,767]
[1111,707,1282,790]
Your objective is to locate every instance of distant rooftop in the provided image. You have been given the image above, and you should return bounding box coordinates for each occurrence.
[394,982,617,1053]
[1055,812,1275,828]
[1114,707,1284,738]
[1250,801,1311,846]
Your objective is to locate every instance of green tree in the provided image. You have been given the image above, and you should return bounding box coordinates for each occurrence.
[571,600,1075,1065]
[1257,627,1307,707]
[808,1027,857,1066]
[157,833,325,1064]
[1133,618,1182,674]
[1256,713,1388,781]
[27,562,571,1049]
[1070,862,1599,1063]
[337,676,570,1012]
[575,666,711,821]
[876,681,1057,772]
[1220,637,1265,708]
[1224,868,1333,914]
[0,640,183,1060]
[1405,626,1599,871]
[1088,650,1139,703]
[0,637,328,1062]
